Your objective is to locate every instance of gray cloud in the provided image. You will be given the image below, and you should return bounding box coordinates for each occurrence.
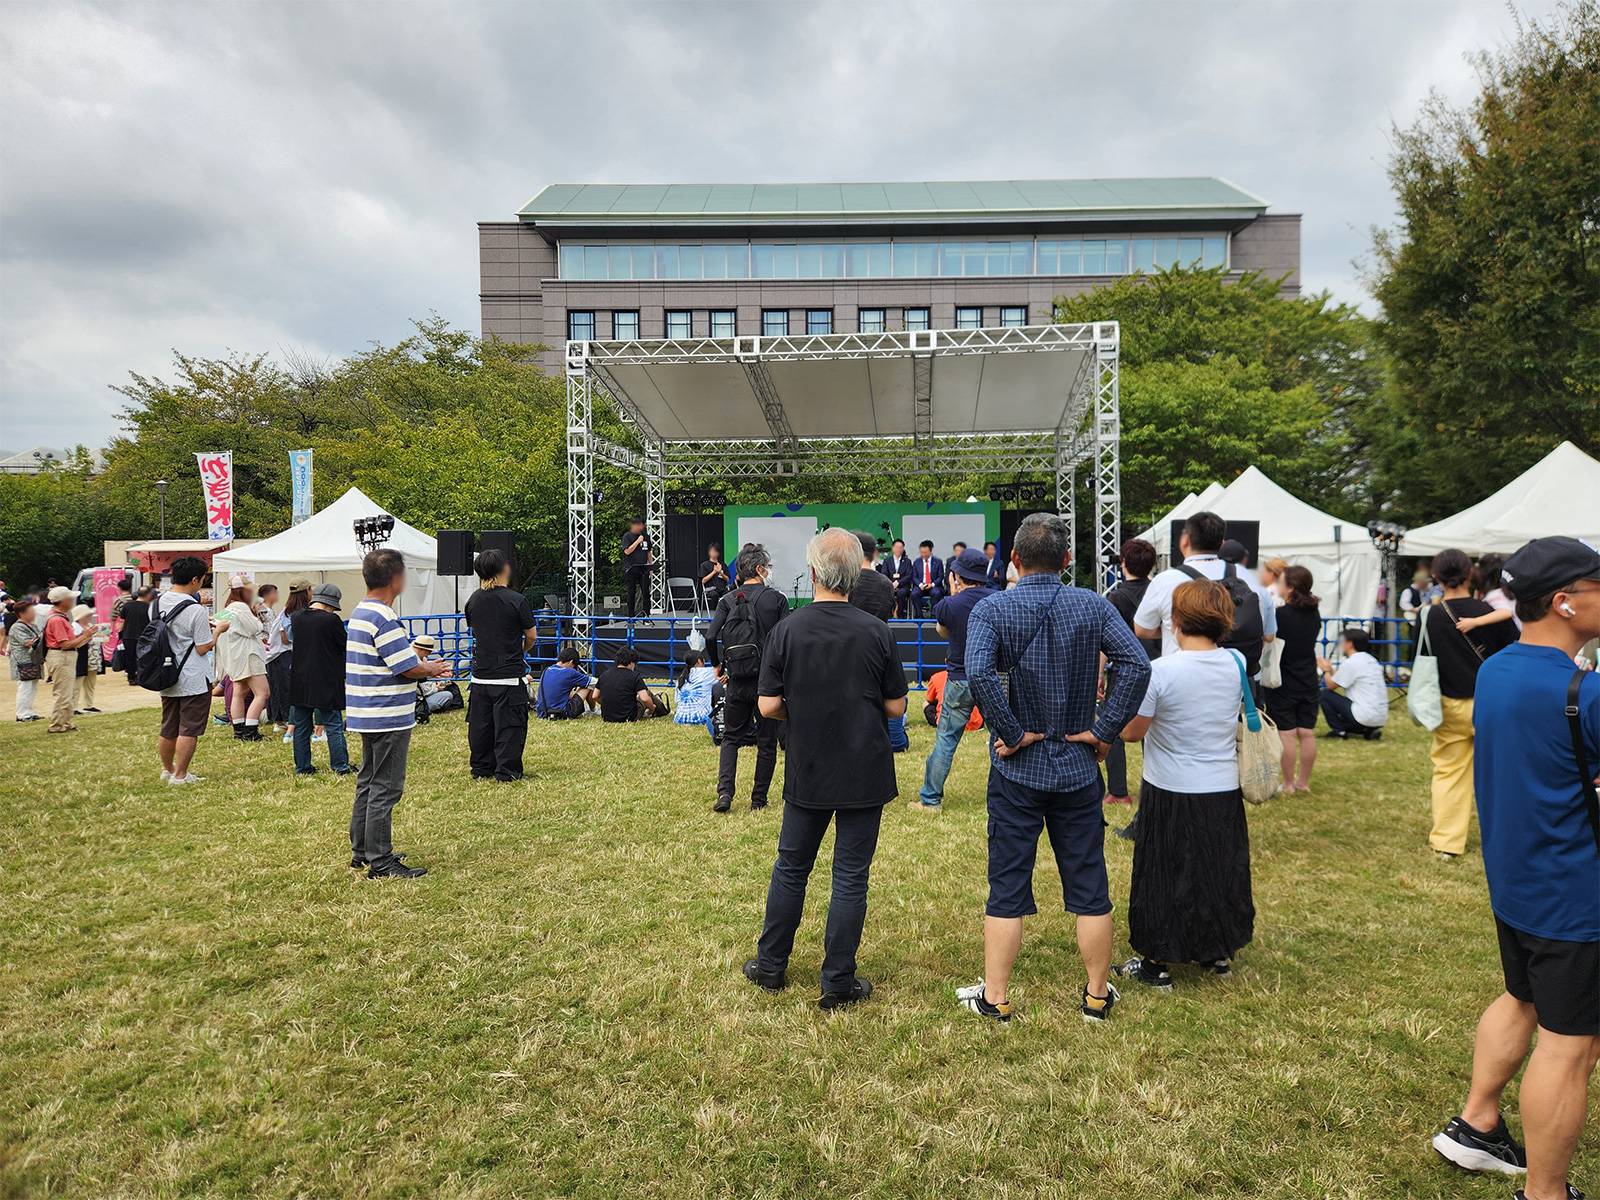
[0,0,1560,451]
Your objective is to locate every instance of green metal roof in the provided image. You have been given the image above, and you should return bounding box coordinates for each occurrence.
[518,178,1268,224]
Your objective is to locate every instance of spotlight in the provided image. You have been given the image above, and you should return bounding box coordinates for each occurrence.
[354,514,395,554]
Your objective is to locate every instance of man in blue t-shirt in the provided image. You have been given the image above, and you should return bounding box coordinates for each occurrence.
[912,548,996,810]
[1430,536,1600,1200]
[537,645,599,719]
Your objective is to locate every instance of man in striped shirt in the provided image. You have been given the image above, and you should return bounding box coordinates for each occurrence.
[346,549,451,879]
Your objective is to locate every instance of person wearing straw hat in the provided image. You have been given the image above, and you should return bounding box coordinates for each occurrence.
[41,586,93,732]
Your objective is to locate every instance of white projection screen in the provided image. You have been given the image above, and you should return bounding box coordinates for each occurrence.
[901,513,989,560]
[735,516,820,602]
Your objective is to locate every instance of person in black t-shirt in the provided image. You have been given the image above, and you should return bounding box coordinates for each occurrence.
[743,529,909,1011]
[596,647,662,721]
[698,545,730,611]
[847,532,896,622]
[1418,548,1518,859]
[621,517,654,618]
[1264,565,1324,793]
[707,544,788,811]
[463,548,536,781]
[1101,538,1158,810]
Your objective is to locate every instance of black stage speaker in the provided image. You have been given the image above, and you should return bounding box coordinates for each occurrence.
[1168,519,1261,567]
[437,530,474,576]
[478,530,516,573]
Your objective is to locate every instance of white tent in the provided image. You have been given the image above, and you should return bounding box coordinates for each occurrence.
[1402,441,1600,557]
[212,487,466,616]
[1138,481,1225,559]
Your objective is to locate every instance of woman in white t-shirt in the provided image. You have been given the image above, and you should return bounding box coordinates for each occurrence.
[1114,578,1255,991]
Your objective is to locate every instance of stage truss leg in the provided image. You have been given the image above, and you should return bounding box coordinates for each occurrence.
[1093,325,1121,596]
[565,362,595,618]
[645,449,666,615]
[1056,440,1076,586]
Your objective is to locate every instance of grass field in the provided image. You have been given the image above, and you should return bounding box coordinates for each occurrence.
[2,693,1595,1199]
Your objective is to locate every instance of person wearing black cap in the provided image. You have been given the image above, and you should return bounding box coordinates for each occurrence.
[1430,536,1600,1200]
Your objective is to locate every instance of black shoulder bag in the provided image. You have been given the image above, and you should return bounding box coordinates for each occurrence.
[1565,668,1600,852]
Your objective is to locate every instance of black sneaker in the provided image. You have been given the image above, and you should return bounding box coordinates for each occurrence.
[1081,981,1120,1023]
[367,860,426,879]
[742,958,786,992]
[1205,959,1233,978]
[1113,956,1173,991]
[955,979,1013,1022]
[1362,729,1383,741]
[1115,817,1139,842]
[1513,1187,1585,1199]
[750,798,768,812]
[1431,1114,1526,1176]
[351,852,405,869]
[1324,730,1349,740]
[713,795,732,813]
[819,977,873,1010]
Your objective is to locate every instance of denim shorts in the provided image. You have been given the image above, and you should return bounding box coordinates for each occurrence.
[985,768,1111,918]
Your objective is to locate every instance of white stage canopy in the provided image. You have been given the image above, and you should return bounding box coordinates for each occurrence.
[1402,441,1600,557]
[212,487,466,616]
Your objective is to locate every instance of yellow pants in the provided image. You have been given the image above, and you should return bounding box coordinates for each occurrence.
[1429,695,1475,855]
[45,649,78,730]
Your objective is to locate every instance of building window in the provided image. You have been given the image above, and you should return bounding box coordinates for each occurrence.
[955,307,982,330]
[612,311,640,340]
[568,310,596,341]
[904,307,930,332]
[710,310,736,339]
[858,308,886,334]
[1000,306,1027,327]
[806,309,833,335]
[762,309,789,337]
[666,310,692,339]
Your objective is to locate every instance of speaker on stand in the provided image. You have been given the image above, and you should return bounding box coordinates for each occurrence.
[438,530,473,611]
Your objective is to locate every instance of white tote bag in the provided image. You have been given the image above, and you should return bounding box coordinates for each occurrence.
[1406,606,1444,731]
[1232,652,1281,805]
[1258,637,1284,690]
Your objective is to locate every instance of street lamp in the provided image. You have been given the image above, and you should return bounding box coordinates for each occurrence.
[155,479,169,539]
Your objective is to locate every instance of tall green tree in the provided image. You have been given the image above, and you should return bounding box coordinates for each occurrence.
[1054,268,1382,530]
[0,461,117,589]
[1368,0,1599,520]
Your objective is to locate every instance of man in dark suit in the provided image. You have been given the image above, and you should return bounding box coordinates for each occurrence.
[911,540,944,618]
[983,541,1006,588]
[879,538,912,618]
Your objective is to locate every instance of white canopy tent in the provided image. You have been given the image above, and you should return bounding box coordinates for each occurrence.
[1138,481,1225,558]
[212,487,466,616]
[1402,441,1600,557]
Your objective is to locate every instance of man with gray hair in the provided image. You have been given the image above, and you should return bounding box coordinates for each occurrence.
[957,512,1151,1023]
[743,528,909,1010]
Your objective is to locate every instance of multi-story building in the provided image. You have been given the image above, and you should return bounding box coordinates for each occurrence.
[477,177,1299,369]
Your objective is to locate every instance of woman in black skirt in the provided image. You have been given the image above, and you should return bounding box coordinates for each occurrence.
[1263,564,1322,792]
[1114,578,1254,990]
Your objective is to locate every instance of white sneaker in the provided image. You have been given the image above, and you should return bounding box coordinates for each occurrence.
[160,768,173,783]
[167,773,203,786]
[312,732,327,743]
[282,731,294,744]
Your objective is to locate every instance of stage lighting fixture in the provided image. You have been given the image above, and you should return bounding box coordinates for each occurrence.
[353,514,396,554]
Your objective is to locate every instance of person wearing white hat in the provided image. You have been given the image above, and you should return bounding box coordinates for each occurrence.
[69,604,103,714]
[41,586,93,732]
[216,573,270,740]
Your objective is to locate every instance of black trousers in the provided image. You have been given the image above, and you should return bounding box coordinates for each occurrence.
[756,801,885,994]
[624,567,649,618]
[469,682,530,780]
[1318,687,1378,737]
[893,589,911,619]
[717,684,778,802]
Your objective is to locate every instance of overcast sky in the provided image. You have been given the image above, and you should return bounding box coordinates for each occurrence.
[0,0,1559,452]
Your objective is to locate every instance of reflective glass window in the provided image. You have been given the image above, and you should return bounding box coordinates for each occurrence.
[905,307,930,332]
[710,310,735,338]
[964,243,988,276]
[1000,306,1027,327]
[955,306,982,329]
[656,244,680,279]
[666,311,692,339]
[797,244,821,278]
[725,245,749,278]
[678,244,702,279]
[819,244,845,277]
[701,244,726,279]
[806,309,833,335]
[773,244,797,277]
[1203,235,1227,269]
[1009,241,1033,274]
[612,311,640,340]
[1155,238,1178,269]
[859,308,885,333]
[607,245,630,279]
[560,244,583,278]
[939,242,963,277]
[762,310,788,336]
[1055,239,1081,274]
[567,311,595,341]
[1131,238,1154,272]
[1105,239,1128,274]
[1082,240,1107,274]
[1180,237,1204,267]
[751,243,775,278]
[583,246,607,278]
[631,245,654,279]
[1035,241,1057,274]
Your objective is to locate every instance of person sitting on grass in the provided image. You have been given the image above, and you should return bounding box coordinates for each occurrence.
[1113,579,1255,992]
[673,652,717,725]
[1317,626,1389,740]
[1429,535,1600,1200]
[410,635,464,720]
[536,645,600,719]
[596,647,664,722]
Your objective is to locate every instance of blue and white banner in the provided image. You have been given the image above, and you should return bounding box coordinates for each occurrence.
[290,449,313,525]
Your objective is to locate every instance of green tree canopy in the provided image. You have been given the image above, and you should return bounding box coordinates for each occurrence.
[1367,0,1599,520]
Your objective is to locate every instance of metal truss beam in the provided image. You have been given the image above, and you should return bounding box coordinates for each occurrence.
[1093,323,1122,596]
[564,353,595,618]
[644,449,667,614]
[588,361,662,444]
[741,358,797,454]
[911,352,933,461]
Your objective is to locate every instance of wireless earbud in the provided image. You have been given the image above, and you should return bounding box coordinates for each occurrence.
[1560,602,1577,617]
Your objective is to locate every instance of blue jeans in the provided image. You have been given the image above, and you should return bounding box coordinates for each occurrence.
[918,678,974,806]
[887,712,908,752]
[291,704,349,773]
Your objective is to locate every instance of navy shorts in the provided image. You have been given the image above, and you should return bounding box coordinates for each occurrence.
[1496,917,1600,1036]
[985,768,1111,919]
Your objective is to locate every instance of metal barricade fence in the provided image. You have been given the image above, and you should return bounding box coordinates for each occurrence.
[400,611,1416,690]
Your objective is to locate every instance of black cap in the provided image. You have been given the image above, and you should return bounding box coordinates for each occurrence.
[1500,536,1600,599]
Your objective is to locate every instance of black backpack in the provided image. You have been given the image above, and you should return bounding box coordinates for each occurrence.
[134,594,200,691]
[1179,562,1264,675]
[719,587,774,684]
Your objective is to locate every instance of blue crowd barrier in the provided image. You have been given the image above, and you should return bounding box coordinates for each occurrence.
[401,610,1419,691]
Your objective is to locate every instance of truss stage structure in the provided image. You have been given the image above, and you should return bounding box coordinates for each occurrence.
[565,322,1121,614]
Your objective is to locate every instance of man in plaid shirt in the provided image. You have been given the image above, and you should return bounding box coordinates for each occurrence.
[956,513,1151,1024]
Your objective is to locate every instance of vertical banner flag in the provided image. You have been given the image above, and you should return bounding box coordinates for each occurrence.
[196,451,234,541]
[290,449,313,524]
